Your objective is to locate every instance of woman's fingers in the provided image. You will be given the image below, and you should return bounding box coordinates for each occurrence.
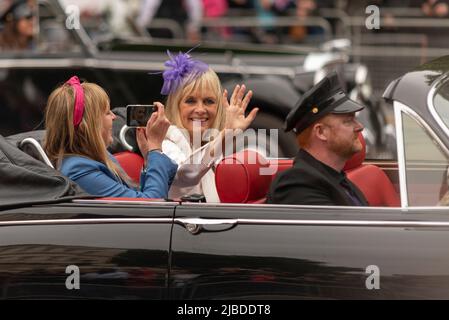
[246,107,259,124]
[241,90,252,112]
[136,127,145,139]
[153,102,165,118]
[236,84,246,105]
[136,127,149,156]
[229,84,249,108]
[230,84,240,106]
[222,89,229,108]
[146,112,158,132]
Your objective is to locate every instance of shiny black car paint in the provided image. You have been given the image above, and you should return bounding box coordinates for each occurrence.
[3,201,449,299]
[0,202,177,299]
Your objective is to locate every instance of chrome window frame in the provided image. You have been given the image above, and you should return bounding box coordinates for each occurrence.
[428,73,449,137]
[394,100,449,208]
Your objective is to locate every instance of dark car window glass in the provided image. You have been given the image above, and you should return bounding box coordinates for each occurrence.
[402,113,449,206]
[0,68,101,136]
[433,80,449,130]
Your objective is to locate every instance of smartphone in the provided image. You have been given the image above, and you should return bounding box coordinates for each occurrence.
[126,104,155,127]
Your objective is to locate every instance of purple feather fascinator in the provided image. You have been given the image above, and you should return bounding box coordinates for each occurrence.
[160,49,209,95]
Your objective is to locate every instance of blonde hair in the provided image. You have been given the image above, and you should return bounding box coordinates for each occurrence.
[165,68,225,135]
[44,81,131,184]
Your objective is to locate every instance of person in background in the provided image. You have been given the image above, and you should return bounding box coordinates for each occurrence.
[44,76,177,199]
[0,0,36,51]
[422,0,449,17]
[158,50,258,202]
[202,0,230,40]
[59,0,140,37]
[137,0,203,41]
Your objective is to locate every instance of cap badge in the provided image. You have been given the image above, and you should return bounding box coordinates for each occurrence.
[312,106,319,114]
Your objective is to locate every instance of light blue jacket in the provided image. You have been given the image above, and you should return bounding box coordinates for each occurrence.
[61,151,177,199]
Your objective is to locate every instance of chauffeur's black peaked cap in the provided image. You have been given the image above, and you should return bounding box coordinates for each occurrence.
[285,71,365,134]
[0,0,33,23]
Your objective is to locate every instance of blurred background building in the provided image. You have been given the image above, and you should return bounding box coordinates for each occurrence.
[1,0,449,159]
[47,0,449,114]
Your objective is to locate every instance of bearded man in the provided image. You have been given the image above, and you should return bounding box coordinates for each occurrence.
[266,72,368,206]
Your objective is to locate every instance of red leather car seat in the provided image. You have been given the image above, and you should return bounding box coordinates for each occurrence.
[344,135,400,207]
[215,150,273,203]
[215,134,400,206]
[114,151,144,184]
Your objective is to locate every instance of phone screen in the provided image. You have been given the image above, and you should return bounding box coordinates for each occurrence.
[126,105,155,127]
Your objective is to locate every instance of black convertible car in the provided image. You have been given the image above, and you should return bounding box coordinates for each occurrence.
[1,56,449,299]
[0,0,389,158]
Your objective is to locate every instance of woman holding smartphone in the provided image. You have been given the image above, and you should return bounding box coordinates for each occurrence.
[44,76,177,198]
[159,50,258,202]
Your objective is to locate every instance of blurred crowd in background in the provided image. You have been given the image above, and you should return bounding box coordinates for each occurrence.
[1,0,449,107]
[1,0,449,50]
[58,0,449,43]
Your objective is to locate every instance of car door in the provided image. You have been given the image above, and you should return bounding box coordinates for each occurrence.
[0,200,176,299]
[170,203,449,299]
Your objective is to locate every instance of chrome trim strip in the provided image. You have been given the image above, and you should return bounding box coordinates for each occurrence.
[73,195,449,211]
[428,74,449,138]
[3,216,449,228]
[178,201,402,211]
[174,218,449,228]
[0,218,173,227]
[72,199,178,206]
[394,101,408,208]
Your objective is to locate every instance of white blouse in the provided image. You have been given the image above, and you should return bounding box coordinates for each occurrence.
[162,126,223,202]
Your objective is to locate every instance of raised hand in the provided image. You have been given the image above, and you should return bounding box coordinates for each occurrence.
[223,84,259,132]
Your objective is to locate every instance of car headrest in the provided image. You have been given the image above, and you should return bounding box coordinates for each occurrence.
[343,133,366,171]
[215,150,272,203]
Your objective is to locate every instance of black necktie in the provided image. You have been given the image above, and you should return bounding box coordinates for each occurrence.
[340,177,365,206]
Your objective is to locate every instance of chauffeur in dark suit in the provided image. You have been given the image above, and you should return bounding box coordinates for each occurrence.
[266,72,369,206]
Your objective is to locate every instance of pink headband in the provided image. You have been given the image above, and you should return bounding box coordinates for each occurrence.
[66,76,84,128]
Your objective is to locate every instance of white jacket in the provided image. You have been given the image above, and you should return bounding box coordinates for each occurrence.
[162,126,222,202]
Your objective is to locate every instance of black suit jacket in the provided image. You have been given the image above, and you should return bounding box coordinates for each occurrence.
[266,149,368,206]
